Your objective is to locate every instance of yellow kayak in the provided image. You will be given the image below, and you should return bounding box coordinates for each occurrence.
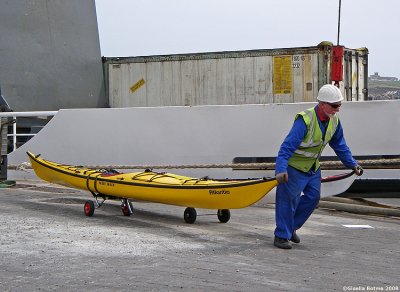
[27,152,278,223]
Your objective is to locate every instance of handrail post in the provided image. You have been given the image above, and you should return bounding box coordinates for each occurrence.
[12,116,17,151]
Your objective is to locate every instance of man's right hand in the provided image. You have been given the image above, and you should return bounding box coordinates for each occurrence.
[276,172,288,184]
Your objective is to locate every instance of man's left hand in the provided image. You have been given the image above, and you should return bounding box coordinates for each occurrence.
[354,165,364,176]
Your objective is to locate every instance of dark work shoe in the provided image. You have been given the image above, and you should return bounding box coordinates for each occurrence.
[290,231,300,244]
[274,237,292,249]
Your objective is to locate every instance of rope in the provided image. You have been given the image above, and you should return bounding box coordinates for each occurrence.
[9,158,400,170]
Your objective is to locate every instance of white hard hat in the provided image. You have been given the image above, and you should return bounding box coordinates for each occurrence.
[317,84,344,103]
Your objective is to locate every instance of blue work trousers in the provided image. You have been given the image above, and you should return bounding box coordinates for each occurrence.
[274,166,321,240]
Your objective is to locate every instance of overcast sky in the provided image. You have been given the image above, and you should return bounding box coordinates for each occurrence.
[95,0,400,78]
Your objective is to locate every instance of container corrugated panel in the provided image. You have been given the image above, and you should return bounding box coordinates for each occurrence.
[342,48,368,101]
[103,43,368,107]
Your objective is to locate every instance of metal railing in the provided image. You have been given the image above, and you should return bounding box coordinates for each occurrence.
[0,111,58,151]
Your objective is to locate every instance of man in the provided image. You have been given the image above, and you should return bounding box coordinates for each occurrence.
[274,84,363,249]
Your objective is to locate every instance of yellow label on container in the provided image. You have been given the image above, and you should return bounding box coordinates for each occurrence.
[130,78,145,93]
[273,56,292,95]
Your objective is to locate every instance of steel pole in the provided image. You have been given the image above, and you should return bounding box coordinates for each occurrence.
[337,0,342,45]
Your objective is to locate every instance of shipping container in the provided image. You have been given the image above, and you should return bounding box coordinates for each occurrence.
[102,42,368,107]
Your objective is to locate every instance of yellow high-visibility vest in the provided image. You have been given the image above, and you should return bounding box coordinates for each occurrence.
[288,107,338,172]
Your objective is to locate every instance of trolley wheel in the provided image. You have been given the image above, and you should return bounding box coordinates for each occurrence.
[121,202,133,216]
[217,209,231,223]
[184,207,197,224]
[84,200,95,217]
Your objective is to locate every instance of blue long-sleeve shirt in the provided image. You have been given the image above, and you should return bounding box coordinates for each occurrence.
[275,106,357,175]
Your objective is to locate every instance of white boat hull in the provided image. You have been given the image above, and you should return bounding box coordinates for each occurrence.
[8,101,400,184]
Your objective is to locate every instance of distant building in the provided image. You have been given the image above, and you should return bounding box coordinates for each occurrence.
[0,0,106,111]
[369,72,398,81]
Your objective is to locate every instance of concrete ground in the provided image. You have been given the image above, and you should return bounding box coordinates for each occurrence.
[0,180,399,292]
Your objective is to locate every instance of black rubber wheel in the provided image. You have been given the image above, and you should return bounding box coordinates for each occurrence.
[84,200,95,217]
[184,207,197,224]
[217,209,230,223]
